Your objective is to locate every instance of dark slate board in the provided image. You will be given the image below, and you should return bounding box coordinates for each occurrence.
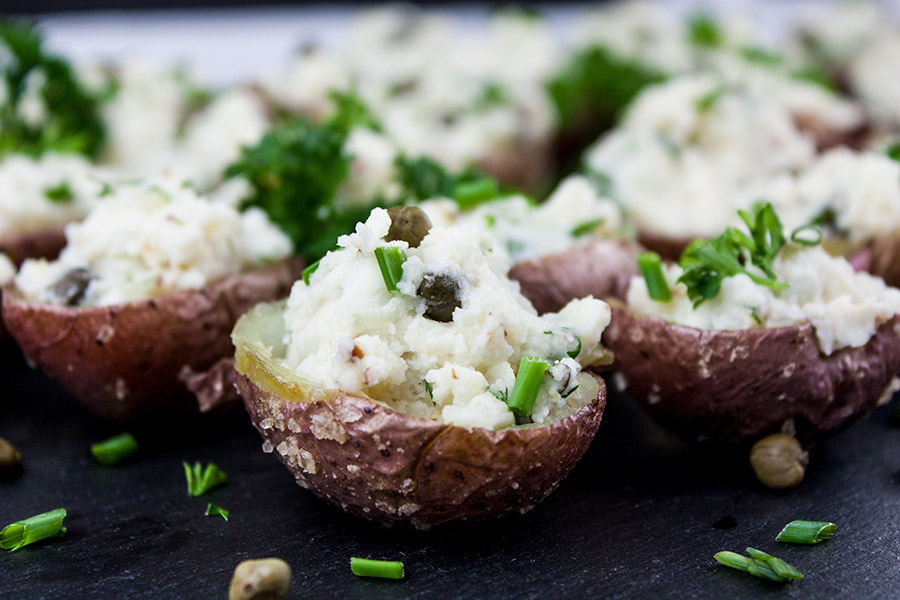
[2,343,900,599]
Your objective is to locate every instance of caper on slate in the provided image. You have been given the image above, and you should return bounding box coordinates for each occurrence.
[749,433,808,489]
[0,436,23,480]
[229,558,292,600]
[51,267,92,306]
[417,272,462,322]
[386,205,431,248]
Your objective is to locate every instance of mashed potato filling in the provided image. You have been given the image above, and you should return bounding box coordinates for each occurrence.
[0,253,14,285]
[15,175,292,307]
[282,208,612,430]
[628,245,900,355]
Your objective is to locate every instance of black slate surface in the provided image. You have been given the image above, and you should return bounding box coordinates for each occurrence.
[3,344,900,600]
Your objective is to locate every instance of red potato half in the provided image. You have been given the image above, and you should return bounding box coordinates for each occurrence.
[2,258,303,423]
[232,302,607,528]
[603,302,900,445]
[0,227,67,266]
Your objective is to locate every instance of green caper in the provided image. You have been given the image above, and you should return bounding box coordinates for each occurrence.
[0,436,22,480]
[749,433,808,489]
[417,272,462,323]
[229,558,291,600]
[51,267,93,306]
[386,206,432,248]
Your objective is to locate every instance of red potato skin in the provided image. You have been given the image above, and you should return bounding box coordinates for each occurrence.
[509,239,643,313]
[0,227,67,266]
[236,370,606,528]
[2,258,303,423]
[850,236,900,290]
[476,138,554,194]
[603,303,900,444]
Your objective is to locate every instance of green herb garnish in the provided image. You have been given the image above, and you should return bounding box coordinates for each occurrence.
[488,386,508,403]
[677,202,789,307]
[506,357,548,419]
[571,219,605,238]
[790,225,822,246]
[453,177,498,209]
[715,547,803,583]
[473,82,509,112]
[0,21,106,158]
[183,461,228,497]
[301,258,321,286]
[424,380,434,401]
[696,86,728,113]
[374,246,407,293]
[637,251,671,302]
[564,329,582,359]
[687,14,723,48]
[90,432,139,466]
[1,509,66,551]
[776,520,835,545]
[205,503,230,521]
[44,181,74,203]
[740,46,784,66]
[887,143,900,163]
[350,557,405,580]
[393,154,490,204]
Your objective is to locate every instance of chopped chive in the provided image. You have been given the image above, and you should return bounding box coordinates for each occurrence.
[350,557,405,580]
[560,384,579,399]
[44,181,74,203]
[1,509,67,552]
[637,252,671,302]
[453,177,498,209]
[565,331,582,359]
[506,357,548,419]
[487,386,508,403]
[205,503,230,521]
[571,219,605,238]
[776,520,836,544]
[714,548,803,583]
[301,259,321,285]
[91,433,139,466]
[483,214,496,228]
[374,246,407,293]
[183,461,228,497]
[745,548,804,581]
[790,225,822,247]
[887,143,900,163]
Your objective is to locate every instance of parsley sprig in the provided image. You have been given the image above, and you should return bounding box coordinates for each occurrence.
[677,202,790,307]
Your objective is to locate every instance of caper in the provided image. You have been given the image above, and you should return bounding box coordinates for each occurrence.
[386,206,432,248]
[749,433,808,489]
[0,436,22,480]
[229,558,292,600]
[417,272,462,322]
[51,267,93,306]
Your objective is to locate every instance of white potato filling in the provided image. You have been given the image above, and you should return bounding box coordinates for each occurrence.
[15,175,291,306]
[627,245,900,355]
[0,253,14,285]
[422,175,623,262]
[0,153,103,237]
[282,208,612,430]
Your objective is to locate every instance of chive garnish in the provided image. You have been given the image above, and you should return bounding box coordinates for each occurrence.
[91,433,139,466]
[44,181,74,203]
[790,225,822,247]
[637,252,671,302]
[350,557,405,580]
[714,547,803,583]
[183,461,228,497]
[887,143,900,163]
[565,331,582,359]
[453,177,498,209]
[1,509,67,551]
[506,357,548,419]
[205,503,230,521]
[374,246,407,293]
[776,520,836,545]
[571,219,605,238]
[301,259,321,285]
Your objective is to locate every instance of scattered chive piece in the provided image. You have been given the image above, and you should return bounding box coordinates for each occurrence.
[571,218,605,238]
[776,520,836,545]
[44,181,74,203]
[560,384,579,399]
[565,331,582,359]
[887,143,900,163]
[506,357,548,419]
[91,433,139,466]
[637,252,671,302]
[374,246,407,293]
[790,225,822,247]
[687,14,723,48]
[301,259,321,285]
[0,509,67,552]
[350,557,405,580]
[453,177,498,209]
[714,547,803,583]
[205,503,230,521]
[183,461,228,497]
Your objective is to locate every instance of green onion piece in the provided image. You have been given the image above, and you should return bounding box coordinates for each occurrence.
[776,520,836,544]
[183,461,229,497]
[887,143,900,163]
[205,503,230,521]
[714,548,803,583]
[714,551,755,574]
[301,259,321,285]
[637,252,671,302]
[571,219,605,238]
[453,178,498,209]
[565,330,582,359]
[506,357,548,419]
[350,557,405,580]
[91,433,139,466]
[1,509,67,552]
[745,547,804,582]
[374,246,407,293]
[790,225,822,247]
